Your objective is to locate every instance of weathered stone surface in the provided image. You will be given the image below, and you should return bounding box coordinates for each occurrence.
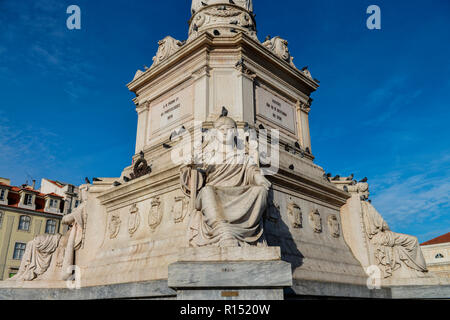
[168,261,292,289]
[390,285,450,299]
[177,247,281,262]
[289,279,391,299]
[0,280,175,300]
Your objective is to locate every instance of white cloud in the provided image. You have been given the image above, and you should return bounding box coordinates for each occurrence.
[370,155,450,235]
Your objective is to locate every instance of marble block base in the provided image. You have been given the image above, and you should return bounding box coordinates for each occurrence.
[169,247,293,300]
[177,246,281,262]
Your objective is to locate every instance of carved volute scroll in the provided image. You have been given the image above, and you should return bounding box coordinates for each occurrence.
[148,197,163,230]
[262,36,296,68]
[151,36,183,68]
[309,209,322,233]
[287,202,302,228]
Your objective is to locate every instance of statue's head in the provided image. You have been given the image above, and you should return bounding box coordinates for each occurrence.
[213,115,237,146]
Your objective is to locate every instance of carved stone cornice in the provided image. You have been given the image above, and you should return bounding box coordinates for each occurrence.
[151,36,184,69]
[192,65,212,79]
[234,58,256,79]
[299,101,311,114]
[136,101,150,114]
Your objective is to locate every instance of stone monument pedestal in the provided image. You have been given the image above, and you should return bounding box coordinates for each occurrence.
[168,247,292,300]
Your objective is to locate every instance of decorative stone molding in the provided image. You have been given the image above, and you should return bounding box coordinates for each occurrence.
[109,212,121,239]
[309,209,322,233]
[299,101,311,114]
[262,36,296,68]
[172,196,189,224]
[148,197,163,230]
[189,2,257,41]
[287,202,302,229]
[327,214,340,238]
[128,204,140,236]
[151,36,183,69]
[192,65,212,79]
[235,58,256,78]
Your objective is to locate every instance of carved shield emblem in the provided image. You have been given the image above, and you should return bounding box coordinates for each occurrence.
[148,197,162,230]
[128,204,140,236]
[309,209,322,233]
[287,202,302,228]
[327,215,340,238]
[172,196,188,224]
[109,212,121,239]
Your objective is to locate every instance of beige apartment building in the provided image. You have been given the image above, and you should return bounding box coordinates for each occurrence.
[421,232,450,278]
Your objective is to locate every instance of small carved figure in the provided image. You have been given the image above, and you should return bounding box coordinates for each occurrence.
[309,209,322,233]
[327,215,340,238]
[109,213,121,239]
[128,204,140,236]
[148,197,163,230]
[287,202,302,228]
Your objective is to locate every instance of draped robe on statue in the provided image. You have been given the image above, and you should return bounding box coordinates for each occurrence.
[10,203,86,281]
[181,117,271,247]
[361,201,427,278]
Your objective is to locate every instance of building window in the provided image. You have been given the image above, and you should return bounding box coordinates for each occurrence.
[13,242,26,260]
[24,194,33,206]
[49,199,58,208]
[74,200,79,208]
[0,211,3,229]
[0,189,5,201]
[18,215,31,231]
[45,219,57,234]
[435,253,444,259]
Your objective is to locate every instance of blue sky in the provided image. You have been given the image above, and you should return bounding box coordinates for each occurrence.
[0,0,448,242]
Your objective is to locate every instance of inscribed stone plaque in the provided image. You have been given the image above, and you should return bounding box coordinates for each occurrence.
[256,87,296,133]
[149,86,193,136]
